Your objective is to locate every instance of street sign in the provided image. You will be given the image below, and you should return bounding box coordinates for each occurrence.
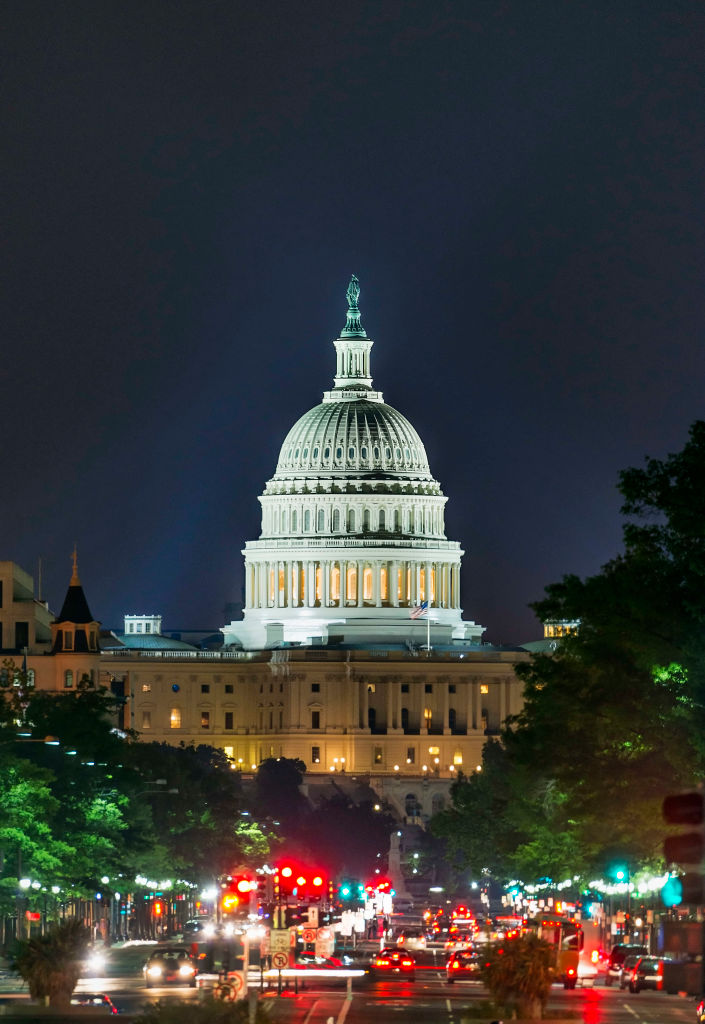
[270,929,290,953]
[271,951,289,969]
[302,927,316,943]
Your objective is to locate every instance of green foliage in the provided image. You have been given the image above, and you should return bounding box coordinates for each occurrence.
[13,919,90,1006]
[134,996,270,1023]
[480,935,554,1019]
[435,422,705,885]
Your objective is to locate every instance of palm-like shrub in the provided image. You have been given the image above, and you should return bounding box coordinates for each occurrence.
[13,919,90,1007]
[480,934,554,1020]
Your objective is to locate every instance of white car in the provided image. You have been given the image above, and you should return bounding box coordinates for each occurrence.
[395,929,427,951]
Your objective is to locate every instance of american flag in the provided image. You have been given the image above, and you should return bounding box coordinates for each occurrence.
[410,601,428,619]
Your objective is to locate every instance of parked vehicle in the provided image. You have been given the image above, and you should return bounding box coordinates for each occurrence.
[604,944,648,986]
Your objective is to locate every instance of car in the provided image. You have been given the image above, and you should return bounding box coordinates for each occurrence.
[70,993,120,1014]
[445,932,474,953]
[604,944,648,986]
[446,948,481,983]
[696,996,705,1022]
[395,929,426,951]
[82,947,108,976]
[618,954,644,990]
[370,947,416,980]
[627,955,670,993]
[144,946,198,988]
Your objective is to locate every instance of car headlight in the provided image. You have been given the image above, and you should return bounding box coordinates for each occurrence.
[85,953,106,973]
[178,964,195,977]
[147,965,163,978]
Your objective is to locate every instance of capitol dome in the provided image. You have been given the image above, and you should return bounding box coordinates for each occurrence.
[274,399,433,481]
[223,277,483,650]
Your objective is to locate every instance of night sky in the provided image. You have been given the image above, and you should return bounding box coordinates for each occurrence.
[3,2,704,645]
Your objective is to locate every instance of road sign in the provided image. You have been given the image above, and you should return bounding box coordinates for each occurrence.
[271,951,289,969]
[302,927,316,943]
[216,970,245,1001]
[270,929,290,953]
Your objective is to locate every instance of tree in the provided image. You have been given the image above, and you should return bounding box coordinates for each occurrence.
[435,422,705,882]
[13,919,90,1007]
[480,934,554,1020]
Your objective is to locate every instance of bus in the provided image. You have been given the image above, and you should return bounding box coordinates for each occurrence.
[528,912,583,989]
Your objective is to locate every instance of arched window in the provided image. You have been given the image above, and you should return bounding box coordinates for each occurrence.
[363,508,371,530]
[394,509,401,531]
[292,510,298,531]
[361,446,368,459]
[332,508,340,531]
[405,793,420,818]
[281,509,287,532]
[317,508,325,532]
[379,509,385,531]
[401,707,409,731]
[346,565,357,601]
[347,509,356,531]
[304,509,311,532]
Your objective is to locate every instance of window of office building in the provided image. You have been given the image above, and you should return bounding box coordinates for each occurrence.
[225,684,233,694]
[311,746,320,764]
[224,711,234,730]
[201,684,210,694]
[311,710,320,729]
[142,711,151,730]
[170,708,181,729]
[374,746,383,765]
[64,670,73,689]
[201,711,210,729]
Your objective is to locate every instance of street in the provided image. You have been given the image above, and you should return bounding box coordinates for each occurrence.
[0,942,702,1023]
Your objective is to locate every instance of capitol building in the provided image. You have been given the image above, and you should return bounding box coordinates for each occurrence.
[6,279,529,823]
[224,277,483,651]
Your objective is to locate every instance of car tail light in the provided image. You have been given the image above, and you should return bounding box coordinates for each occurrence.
[590,950,599,964]
[451,960,459,969]
[567,968,575,976]
[402,959,413,966]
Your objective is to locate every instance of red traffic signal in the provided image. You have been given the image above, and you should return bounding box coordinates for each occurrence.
[153,900,164,917]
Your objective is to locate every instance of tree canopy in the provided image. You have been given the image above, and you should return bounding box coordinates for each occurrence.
[433,421,705,883]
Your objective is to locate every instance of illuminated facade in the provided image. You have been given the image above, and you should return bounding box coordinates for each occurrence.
[223,277,484,650]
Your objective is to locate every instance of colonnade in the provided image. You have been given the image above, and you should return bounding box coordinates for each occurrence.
[245,558,461,610]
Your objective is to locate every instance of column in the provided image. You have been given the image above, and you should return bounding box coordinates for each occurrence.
[386,682,394,732]
[351,672,360,728]
[356,560,363,606]
[442,682,450,734]
[338,561,344,608]
[426,561,433,607]
[465,677,473,734]
[392,561,399,607]
[323,559,330,607]
[361,680,369,731]
[474,679,483,733]
[374,561,381,607]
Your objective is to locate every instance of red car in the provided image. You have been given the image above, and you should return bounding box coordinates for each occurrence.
[371,947,416,980]
[446,948,481,983]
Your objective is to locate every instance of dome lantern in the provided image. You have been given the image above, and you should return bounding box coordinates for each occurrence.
[331,275,376,395]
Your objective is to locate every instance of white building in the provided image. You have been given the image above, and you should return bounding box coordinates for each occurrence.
[223,276,484,650]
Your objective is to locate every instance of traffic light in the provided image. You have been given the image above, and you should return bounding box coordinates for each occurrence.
[221,874,256,913]
[153,900,164,917]
[662,791,705,906]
